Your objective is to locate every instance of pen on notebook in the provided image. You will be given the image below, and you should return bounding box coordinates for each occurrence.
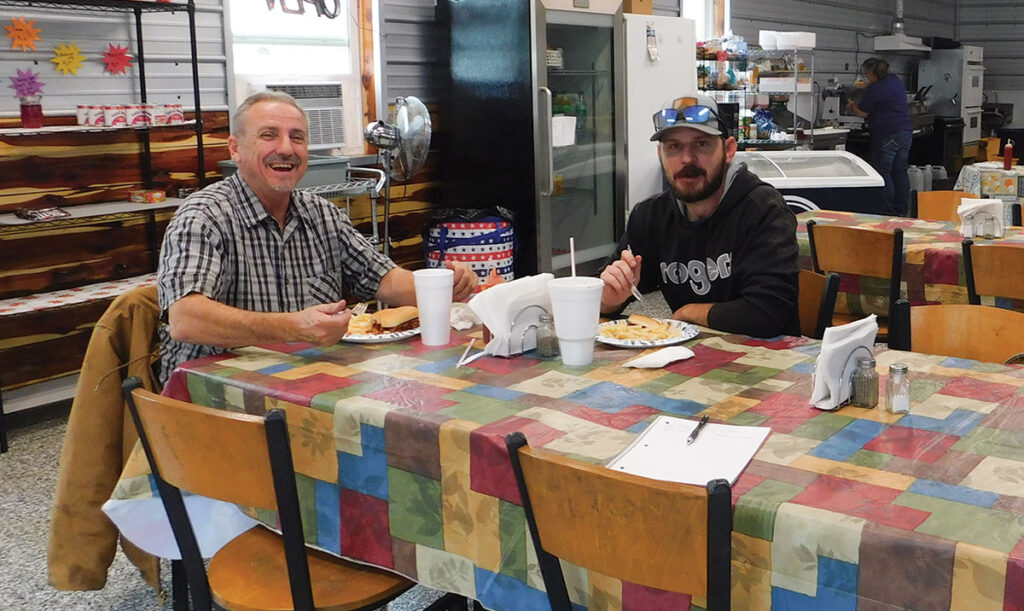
[686,414,710,445]
[625,245,645,303]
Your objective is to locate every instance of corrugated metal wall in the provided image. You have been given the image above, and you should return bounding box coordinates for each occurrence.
[959,0,1020,92]
[377,0,682,104]
[732,0,956,90]
[958,0,1024,125]
[0,0,227,118]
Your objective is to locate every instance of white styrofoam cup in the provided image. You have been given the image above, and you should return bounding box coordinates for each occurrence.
[413,268,454,346]
[547,276,604,366]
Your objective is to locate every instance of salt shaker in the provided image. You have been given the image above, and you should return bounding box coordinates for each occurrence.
[887,362,911,414]
[535,313,559,358]
[851,356,878,408]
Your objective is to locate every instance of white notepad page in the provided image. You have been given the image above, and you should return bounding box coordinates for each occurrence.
[606,415,771,486]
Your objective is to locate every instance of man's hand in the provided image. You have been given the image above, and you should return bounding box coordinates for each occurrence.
[600,249,641,313]
[294,300,351,345]
[446,261,480,301]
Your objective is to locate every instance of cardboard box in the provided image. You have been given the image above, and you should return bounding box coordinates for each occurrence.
[622,0,652,14]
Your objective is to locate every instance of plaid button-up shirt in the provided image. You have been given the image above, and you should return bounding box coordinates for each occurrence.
[157,172,395,384]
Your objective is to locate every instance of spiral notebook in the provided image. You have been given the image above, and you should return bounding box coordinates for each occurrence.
[606,415,771,486]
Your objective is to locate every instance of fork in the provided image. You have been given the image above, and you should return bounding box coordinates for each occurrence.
[351,302,369,316]
[626,245,645,303]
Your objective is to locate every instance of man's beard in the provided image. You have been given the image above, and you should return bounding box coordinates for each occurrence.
[670,151,727,202]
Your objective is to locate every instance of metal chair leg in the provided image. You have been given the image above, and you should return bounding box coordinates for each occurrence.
[171,559,189,611]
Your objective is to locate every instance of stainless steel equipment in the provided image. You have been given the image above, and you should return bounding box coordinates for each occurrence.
[439,2,696,276]
[918,46,984,144]
[820,82,865,130]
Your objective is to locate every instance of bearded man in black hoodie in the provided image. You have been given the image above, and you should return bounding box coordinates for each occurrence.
[600,94,799,337]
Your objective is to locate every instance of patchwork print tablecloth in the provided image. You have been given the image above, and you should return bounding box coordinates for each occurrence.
[113,330,1024,610]
[797,210,1024,316]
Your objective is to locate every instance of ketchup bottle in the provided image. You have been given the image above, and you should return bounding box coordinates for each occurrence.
[1005,139,1014,170]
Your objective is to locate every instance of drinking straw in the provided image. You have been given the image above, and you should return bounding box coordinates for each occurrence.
[569,237,577,277]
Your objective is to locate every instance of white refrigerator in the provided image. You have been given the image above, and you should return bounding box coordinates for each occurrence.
[616,14,697,213]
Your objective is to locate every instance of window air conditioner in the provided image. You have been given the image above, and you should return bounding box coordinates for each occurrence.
[242,77,363,154]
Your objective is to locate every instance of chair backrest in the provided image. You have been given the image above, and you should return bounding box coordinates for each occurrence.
[798,269,840,339]
[963,239,1024,304]
[914,190,972,222]
[806,220,904,308]
[505,432,732,611]
[897,303,1024,363]
[122,377,315,611]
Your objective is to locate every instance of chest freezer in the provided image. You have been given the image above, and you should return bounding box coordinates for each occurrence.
[734,150,885,214]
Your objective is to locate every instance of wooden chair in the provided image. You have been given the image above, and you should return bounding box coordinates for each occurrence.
[963,239,1024,304]
[505,432,732,611]
[798,269,840,339]
[891,301,1024,363]
[121,377,413,611]
[910,190,972,222]
[806,220,903,340]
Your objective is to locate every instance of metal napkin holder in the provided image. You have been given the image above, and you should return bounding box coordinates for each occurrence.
[507,304,551,355]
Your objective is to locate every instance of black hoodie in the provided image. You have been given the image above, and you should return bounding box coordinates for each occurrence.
[615,163,799,338]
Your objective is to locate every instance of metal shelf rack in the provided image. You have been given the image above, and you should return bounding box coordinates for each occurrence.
[0,0,206,187]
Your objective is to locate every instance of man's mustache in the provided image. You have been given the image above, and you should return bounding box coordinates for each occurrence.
[266,154,301,165]
[675,165,705,180]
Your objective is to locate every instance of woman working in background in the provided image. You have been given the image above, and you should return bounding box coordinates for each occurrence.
[848,57,914,217]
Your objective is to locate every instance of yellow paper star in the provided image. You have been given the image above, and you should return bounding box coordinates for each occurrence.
[51,42,85,75]
[6,17,42,51]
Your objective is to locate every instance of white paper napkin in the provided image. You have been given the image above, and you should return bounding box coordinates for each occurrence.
[450,302,480,330]
[468,274,554,356]
[959,198,1006,238]
[810,314,878,410]
[623,346,695,368]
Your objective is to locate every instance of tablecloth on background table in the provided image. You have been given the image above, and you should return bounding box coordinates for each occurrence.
[797,210,1024,317]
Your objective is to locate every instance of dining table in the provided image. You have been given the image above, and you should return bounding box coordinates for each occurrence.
[104,323,1024,610]
[954,160,1024,200]
[796,209,1024,317]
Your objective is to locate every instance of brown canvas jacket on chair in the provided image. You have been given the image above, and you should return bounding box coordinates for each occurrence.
[47,285,161,591]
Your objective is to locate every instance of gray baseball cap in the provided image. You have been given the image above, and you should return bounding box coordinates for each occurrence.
[651,94,726,141]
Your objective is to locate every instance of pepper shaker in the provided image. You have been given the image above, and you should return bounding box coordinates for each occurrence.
[535,313,559,358]
[887,362,911,414]
[851,356,879,408]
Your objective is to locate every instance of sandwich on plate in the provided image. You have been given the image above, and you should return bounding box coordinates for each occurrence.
[349,305,420,335]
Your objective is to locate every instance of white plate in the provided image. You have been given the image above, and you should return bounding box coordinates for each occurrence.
[595,319,700,349]
[342,327,420,344]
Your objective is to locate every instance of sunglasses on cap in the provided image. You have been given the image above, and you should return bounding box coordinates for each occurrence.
[652,97,723,131]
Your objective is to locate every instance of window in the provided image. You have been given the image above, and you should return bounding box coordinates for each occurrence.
[682,0,730,41]
[225,0,369,155]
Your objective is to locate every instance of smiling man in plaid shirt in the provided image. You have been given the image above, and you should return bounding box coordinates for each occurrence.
[157,91,477,383]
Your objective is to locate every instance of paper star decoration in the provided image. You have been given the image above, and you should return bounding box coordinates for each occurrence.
[102,43,133,75]
[51,42,85,75]
[6,17,42,51]
[8,68,44,97]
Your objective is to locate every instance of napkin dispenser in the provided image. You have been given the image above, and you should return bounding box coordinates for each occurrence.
[468,274,554,357]
[959,198,1007,238]
[810,315,879,411]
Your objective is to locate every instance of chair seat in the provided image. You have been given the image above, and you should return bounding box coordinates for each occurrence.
[208,526,413,611]
[831,313,889,338]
